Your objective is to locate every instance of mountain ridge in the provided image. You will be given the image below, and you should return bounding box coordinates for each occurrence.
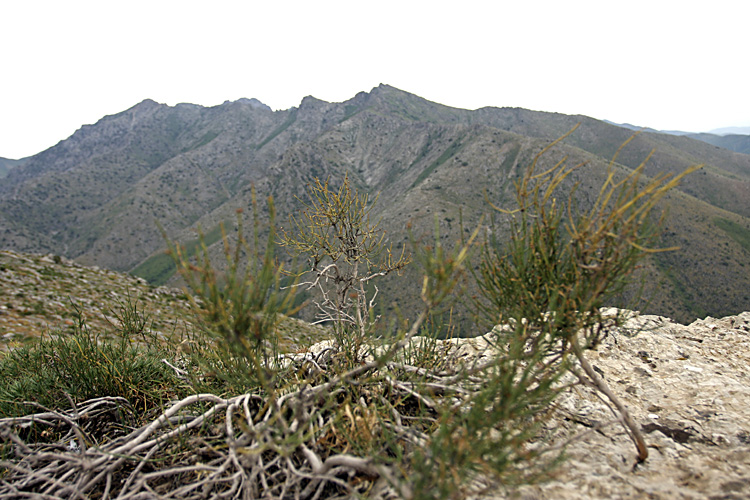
[1,85,749,325]
[709,126,750,136]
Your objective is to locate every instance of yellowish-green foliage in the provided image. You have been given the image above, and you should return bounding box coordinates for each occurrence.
[476,124,701,461]
[280,174,410,354]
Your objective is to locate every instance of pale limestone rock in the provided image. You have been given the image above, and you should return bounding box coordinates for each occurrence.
[496,312,750,500]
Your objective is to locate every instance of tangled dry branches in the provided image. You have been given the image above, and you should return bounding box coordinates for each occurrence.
[0,334,491,500]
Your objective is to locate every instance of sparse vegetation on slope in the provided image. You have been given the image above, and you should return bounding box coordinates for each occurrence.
[714,216,750,253]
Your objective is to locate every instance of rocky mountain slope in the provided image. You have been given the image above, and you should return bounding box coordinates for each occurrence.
[685,132,750,155]
[1,85,749,325]
[0,249,196,348]
[0,249,326,351]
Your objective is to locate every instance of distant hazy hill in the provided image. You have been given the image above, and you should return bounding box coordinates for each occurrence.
[2,85,750,325]
[684,133,750,155]
[602,120,660,134]
[603,121,750,155]
[710,126,750,136]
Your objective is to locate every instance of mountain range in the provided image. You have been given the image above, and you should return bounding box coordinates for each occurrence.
[1,84,749,327]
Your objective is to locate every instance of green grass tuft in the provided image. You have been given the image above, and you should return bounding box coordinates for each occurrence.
[0,329,187,420]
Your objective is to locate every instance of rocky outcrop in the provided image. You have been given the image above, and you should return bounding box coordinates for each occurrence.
[0,249,195,348]
[503,312,750,500]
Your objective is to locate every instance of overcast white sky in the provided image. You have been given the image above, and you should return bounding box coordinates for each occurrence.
[1,0,748,159]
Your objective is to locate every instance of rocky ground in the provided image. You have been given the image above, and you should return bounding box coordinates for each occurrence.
[291,310,750,499]
[0,249,327,352]
[500,312,750,500]
[0,249,196,349]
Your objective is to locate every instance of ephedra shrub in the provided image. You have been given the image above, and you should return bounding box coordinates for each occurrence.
[406,129,699,498]
[475,125,700,462]
[163,190,300,394]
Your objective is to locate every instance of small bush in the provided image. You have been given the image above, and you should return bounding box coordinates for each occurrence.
[0,305,186,420]
[475,125,700,461]
[165,189,299,393]
[280,174,410,360]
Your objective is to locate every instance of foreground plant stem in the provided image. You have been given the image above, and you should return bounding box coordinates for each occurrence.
[570,333,649,461]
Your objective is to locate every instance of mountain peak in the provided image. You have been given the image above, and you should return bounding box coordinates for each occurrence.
[132,98,161,110]
[236,98,272,111]
[299,95,328,109]
[369,83,411,99]
[222,98,272,112]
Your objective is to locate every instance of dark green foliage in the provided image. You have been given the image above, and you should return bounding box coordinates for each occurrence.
[409,346,564,499]
[0,306,185,419]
